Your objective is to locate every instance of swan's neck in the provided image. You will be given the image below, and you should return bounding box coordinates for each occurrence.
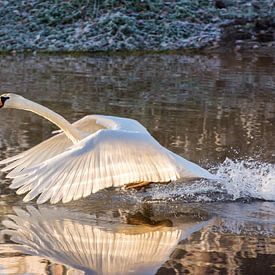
[16,98,82,144]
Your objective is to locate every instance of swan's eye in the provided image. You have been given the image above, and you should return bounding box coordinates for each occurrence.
[0,96,9,108]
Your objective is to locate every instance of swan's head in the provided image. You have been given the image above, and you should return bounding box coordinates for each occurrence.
[0,93,25,109]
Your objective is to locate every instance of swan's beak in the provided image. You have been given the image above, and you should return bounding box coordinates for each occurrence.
[0,96,9,108]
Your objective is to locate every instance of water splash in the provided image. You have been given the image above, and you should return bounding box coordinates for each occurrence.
[216,158,275,201]
[142,158,275,202]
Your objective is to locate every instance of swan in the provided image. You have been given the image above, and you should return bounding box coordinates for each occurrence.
[0,93,217,204]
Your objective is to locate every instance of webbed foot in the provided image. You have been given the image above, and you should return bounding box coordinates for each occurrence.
[124,181,151,191]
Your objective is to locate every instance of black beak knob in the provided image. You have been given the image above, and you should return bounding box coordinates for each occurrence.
[0,96,9,108]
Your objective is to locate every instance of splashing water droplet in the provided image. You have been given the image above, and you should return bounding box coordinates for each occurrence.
[216,158,275,201]
[140,158,275,203]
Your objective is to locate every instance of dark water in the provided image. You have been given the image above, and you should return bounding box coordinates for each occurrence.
[0,52,274,274]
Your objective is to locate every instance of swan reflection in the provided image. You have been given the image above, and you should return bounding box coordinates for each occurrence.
[1,206,211,275]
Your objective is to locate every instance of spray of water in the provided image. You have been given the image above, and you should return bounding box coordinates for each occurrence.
[217,158,275,201]
[143,158,275,202]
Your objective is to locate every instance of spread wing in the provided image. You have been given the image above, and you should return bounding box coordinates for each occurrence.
[0,115,105,177]
[0,133,72,178]
[9,129,182,204]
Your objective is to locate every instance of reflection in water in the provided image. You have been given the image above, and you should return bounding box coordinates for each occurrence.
[158,202,275,274]
[1,206,211,275]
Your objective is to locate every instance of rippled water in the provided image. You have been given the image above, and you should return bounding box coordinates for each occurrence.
[0,52,274,274]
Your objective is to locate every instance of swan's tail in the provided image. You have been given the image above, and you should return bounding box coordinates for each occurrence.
[171,152,218,180]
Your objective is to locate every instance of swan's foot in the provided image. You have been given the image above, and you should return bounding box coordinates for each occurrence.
[124,181,151,191]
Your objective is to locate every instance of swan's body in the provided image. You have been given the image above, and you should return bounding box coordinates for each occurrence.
[0,93,217,204]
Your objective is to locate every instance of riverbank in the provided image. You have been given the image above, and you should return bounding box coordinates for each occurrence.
[0,1,274,53]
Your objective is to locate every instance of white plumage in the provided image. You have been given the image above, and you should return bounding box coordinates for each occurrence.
[0,93,217,204]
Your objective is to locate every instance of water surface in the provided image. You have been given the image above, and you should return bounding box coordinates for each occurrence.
[0,52,274,274]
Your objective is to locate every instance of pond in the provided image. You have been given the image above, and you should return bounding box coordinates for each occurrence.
[0,52,274,274]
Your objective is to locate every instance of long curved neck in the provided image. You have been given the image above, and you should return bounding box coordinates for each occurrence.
[16,98,82,144]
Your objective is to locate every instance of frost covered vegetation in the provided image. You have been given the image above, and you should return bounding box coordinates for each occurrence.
[0,0,274,52]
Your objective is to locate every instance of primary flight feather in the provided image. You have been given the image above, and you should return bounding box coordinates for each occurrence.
[0,93,217,204]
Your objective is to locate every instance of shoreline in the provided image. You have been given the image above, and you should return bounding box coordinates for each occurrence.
[1,45,275,57]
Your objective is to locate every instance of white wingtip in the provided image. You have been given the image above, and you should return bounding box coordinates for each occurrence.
[0,154,23,166]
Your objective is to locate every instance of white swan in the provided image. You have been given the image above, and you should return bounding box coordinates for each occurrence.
[0,93,217,204]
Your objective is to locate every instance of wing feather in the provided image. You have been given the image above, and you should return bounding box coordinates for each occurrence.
[64,156,86,203]
[37,163,72,204]
[1,133,72,176]
[73,155,89,201]
[0,115,106,175]
[8,129,183,204]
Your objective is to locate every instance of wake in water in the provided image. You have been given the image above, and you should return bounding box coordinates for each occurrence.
[141,158,275,202]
